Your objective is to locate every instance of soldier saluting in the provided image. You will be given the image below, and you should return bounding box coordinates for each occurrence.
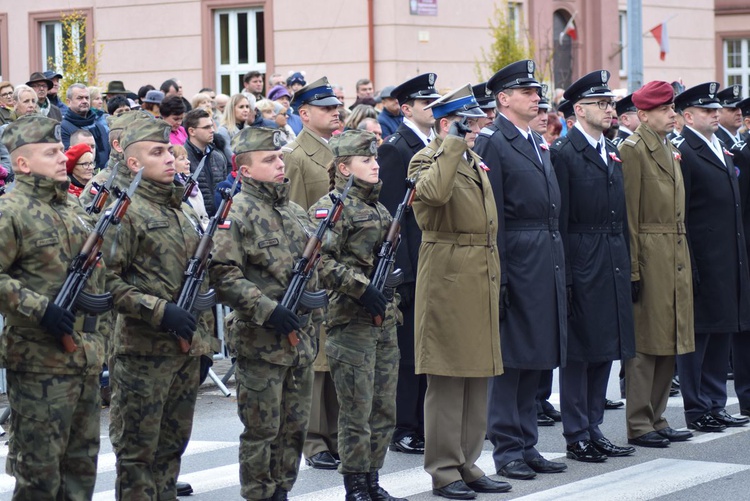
[0,115,108,499]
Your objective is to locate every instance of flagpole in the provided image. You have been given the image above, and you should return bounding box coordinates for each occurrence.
[627,0,643,93]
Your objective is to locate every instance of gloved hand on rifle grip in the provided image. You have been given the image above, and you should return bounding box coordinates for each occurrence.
[40,303,75,341]
[360,284,387,318]
[268,304,301,336]
[161,303,197,343]
[448,118,472,138]
[499,284,511,321]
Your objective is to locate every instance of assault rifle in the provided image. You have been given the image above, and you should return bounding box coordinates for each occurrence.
[182,156,206,202]
[172,172,239,352]
[53,168,144,352]
[369,178,417,326]
[85,165,118,215]
[279,175,354,346]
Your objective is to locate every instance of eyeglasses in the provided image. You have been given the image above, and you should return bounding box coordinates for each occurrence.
[579,101,615,110]
[76,162,95,169]
[0,92,12,98]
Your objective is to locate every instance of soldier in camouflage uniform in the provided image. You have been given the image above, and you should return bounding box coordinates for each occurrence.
[209,127,318,501]
[106,119,215,500]
[311,129,404,501]
[0,115,107,500]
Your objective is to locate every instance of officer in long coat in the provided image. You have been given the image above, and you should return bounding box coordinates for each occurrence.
[377,73,441,454]
[672,83,750,432]
[551,71,636,463]
[409,85,508,499]
[473,60,568,480]
[619,81,695,448]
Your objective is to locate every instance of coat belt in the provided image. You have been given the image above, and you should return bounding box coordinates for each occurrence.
[639,222,686,234]
[421,231,492,247]
[505,218,559,231]
[569,222,623,234]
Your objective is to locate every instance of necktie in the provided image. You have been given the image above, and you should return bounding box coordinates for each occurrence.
[596,143,602,155]
[527,133,540,163]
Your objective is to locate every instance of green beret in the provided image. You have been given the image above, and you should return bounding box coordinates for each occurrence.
[2,115,61,153]
[329,129,378,157]
[231,127,283,155]
[107,110,153,132]
[119,119,171,151]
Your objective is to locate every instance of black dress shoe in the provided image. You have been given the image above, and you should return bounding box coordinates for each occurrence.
[605,399,624,410]
[527,456,567,473]
[628,431,669,448]
[465,475,512,493]
[498,459,536,480]
[537,412,555,426]
[544,408,562,422]
[656,427,693,442]
[592,437,635,457]
[711,409,749,427]
[566,440,607,462]
[390,433,425,454]
[432,480,476,499]
[742,408,750,417]
[688,413,727,433]
[176,481,193,496]
[305,451,339,469]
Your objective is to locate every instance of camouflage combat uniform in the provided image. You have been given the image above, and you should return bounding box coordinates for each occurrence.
[106,121,214,501]
[311,168,400,475]
[210,142,319,499]
[0,116,107,501]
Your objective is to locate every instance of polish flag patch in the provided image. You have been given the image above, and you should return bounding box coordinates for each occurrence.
[90,186,99,195]
[315,208,329,219]
[218,220,232,229]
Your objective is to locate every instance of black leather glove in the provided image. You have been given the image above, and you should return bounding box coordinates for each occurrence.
[631,280,641,303]
[397,283,415,309]
[161,303,197,343]
[499,284,511,321]
[199,354,213,385]
[360,284,387,318]
[448,117,472,138]
[40,303,75,341]
[566,285,573,317]
[268,304,301,336]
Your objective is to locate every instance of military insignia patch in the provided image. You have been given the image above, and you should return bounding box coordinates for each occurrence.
[709,82,718,96]
[54,124,62,141]
[315,208,329,219]
[258,238,280,248]
[734,85,740,97]
[527,60,535,74]
[272,131,282,148]
[90,186,99,195]
[218,220,232,229]
[163,127,171,141]
[370,141,378,155]
[428,73,436,86]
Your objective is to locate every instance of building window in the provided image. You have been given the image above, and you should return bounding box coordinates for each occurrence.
[508,3,521,38]
[724,39,749,96]
[619,10,627,78]
[38,16,87,73]
[214,8,266,96]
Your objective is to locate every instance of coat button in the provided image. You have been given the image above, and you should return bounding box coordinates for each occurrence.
[552,204,557,209]
[677,265,683,271]
[491,275,496,281]
[555,265,560,270]
[615,267,620,273]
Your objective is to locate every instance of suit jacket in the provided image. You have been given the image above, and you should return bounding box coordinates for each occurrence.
[673,127,750,334]
[473,114,567,370]
[551,126,634,363]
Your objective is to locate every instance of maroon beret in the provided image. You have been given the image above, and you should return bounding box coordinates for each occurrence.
[632,81,674,111]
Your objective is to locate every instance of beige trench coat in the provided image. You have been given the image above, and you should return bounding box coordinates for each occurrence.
[619,123,695,356]
[408,135,503,377]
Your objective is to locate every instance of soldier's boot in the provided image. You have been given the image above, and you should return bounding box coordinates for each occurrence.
[366,471,407,501]
[272,486,288,500]
[343,473,372,501]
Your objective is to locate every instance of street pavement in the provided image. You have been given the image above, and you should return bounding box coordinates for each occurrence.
[1,360,749,500]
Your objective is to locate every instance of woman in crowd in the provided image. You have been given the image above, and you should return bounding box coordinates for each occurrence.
[173,143,209,229]
[65,143,95,197]
[89,86,104,112]
[216,93,252,161]
[310,129,404,501]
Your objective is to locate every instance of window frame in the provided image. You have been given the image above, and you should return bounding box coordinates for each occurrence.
[28,9,93,74]
[724,38,749,97]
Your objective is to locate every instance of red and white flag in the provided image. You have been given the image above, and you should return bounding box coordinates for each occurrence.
[650,21,670,61]
[559,14,577,45]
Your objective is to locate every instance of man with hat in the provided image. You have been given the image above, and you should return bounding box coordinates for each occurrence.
[618,81,695,448]
[281,76,343,470]
[671,82,750,433]
[550,70,636,463]
[556,98,575,137]
[0,115,108,499]
[44,70,68,114]
[715,84,744,147]
[26,71,63,121]
[210,127,319,500]
[377,85,403,138]
[106,119,215,499]
[472,82,497,129]
[473,59,568,480]
[408,84,510,499]
[378,73,441,458]
[612,94,639,147]
[287,72,307,94]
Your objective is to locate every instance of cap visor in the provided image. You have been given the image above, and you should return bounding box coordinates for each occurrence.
[457,108,487,118]
[307,96,343,107]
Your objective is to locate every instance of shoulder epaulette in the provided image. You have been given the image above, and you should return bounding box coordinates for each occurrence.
[479,126,496,137]
[671,136,685,148]
[732,140,748,152]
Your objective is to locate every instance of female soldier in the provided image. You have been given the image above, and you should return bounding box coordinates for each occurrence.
[310,129,405,501]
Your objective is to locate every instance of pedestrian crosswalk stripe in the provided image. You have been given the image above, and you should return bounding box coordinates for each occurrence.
[512,458,750,500]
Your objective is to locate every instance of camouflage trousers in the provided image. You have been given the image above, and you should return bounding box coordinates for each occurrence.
[6,370,101,501]
[109,355,199,501]
[326,320,399,474]
[236,357,313,500]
